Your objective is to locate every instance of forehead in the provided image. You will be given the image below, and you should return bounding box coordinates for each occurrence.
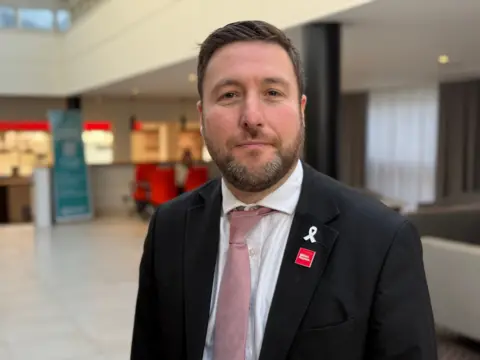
[203,41,297,87]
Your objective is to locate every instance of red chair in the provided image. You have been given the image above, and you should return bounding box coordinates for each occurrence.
[184,166,209,192]
[149,167,178,206]
[131,164,157,207]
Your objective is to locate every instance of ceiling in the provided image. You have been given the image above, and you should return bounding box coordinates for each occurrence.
[85,0,480,98]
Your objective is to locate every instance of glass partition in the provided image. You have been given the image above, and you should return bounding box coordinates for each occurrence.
[18,8,55,31]
[56,9,71,32]
[0,7,71,32]
[0,6,16,29]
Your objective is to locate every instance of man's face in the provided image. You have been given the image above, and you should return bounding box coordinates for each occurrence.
[198,41,307,192]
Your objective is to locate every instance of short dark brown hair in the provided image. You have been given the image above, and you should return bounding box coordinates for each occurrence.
[197,20,304,99]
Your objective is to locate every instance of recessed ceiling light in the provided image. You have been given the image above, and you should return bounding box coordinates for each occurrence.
[438,55,450,64]
[188,73,197,83]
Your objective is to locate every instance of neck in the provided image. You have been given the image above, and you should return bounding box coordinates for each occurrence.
[225,161,298,204]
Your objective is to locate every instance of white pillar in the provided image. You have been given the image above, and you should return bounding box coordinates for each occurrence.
[32,167,52,228]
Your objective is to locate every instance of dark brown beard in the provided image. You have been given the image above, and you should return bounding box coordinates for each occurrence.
[202,115,304,192]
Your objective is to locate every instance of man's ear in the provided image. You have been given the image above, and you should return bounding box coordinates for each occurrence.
[197,100,204,137]
[300,94,307,126]
[197,99,203,114]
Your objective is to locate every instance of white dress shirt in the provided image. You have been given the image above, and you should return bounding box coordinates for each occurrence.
[174,162,189,187]
[202,160,303,360]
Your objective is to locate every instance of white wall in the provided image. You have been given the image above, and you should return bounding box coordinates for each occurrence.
[89,163,135,216]
[366,85,439,211]
[82,96,198,121]
[2,0,373,96]
[0,96,198,121]
[0,96,65,118]
[0,0,371,96]
[63,0,372,94]
[0,32,64,96]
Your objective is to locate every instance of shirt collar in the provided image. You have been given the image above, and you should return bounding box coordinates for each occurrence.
[221,160,303,216]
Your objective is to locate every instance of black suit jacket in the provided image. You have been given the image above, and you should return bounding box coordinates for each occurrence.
[131,162,438,360]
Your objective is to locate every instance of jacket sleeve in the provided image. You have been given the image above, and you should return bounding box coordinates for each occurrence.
[131,212,161,359]
[366,220,438,360]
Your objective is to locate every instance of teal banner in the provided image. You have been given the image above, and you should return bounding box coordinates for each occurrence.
[48,109,93,223]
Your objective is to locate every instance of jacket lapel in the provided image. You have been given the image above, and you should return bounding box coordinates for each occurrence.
[259,163,340,360]
[184,180,222,360]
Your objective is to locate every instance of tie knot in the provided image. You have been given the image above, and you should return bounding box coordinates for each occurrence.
[228,206,274,244]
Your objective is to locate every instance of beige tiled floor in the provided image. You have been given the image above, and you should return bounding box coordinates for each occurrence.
[0,217,479,360]
[0,218,148,360]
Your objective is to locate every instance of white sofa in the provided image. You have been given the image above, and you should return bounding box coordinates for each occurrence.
[422,236,480,342]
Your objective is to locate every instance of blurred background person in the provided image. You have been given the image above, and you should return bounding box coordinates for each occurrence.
[175,149,193,195]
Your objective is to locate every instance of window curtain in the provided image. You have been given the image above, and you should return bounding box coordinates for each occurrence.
[338,92,368,188]
[366,86,439,211]
[436,79,480,201]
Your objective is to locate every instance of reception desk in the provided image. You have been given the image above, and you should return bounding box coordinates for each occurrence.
[0,176,32,224]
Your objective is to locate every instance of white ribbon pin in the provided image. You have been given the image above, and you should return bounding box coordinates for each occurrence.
[303,226,318,243]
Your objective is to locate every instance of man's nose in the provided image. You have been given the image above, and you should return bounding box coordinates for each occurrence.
[240,96,264,129]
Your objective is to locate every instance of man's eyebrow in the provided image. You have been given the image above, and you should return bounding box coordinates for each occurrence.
[263,77,289,87]
[210,77,290,94]
[212,79,242,93]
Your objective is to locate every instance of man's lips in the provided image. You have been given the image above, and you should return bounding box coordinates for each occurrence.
[235,141,271,148]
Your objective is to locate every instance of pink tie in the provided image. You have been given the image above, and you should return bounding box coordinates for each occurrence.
[213,206,273,360]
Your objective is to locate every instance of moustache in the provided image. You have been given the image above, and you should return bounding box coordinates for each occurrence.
[226,130,280,149]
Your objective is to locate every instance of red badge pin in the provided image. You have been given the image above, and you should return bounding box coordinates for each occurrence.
[295,248,316,268]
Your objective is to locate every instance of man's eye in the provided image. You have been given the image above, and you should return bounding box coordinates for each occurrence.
[267,90,281,97]
[221,92,237,99]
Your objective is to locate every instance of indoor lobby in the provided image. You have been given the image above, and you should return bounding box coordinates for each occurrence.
[2,0,480,358]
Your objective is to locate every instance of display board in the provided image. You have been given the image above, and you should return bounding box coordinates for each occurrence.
[48,109,93,223]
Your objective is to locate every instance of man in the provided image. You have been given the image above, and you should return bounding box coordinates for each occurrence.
[131,20,437,360]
